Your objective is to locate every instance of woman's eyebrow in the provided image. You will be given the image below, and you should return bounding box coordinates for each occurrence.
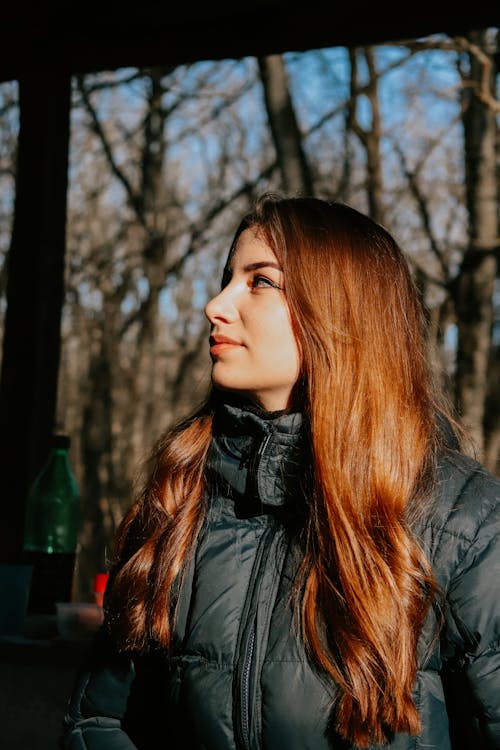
[242,261,282,272]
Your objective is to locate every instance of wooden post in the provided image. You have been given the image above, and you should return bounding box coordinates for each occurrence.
[0,73,71,562]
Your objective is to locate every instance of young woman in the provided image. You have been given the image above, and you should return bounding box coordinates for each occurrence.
[62,195,500,749]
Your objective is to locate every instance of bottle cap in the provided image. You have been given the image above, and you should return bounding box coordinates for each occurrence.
[52,434,70,450]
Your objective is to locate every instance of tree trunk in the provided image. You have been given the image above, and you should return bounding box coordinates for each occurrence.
[77,299,116,601]
[136,70,170,446]
[347,48,386,224]
[258,54,314,196]
[454,30,499,459]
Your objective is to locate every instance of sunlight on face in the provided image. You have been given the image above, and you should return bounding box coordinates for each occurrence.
[204,228,300,411]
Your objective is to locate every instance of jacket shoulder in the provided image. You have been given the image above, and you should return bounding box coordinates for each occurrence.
[430,450,500,543]
[415,450,500,592]
[428,453,500,740]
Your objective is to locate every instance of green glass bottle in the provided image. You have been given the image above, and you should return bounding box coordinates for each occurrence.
[23,434,81,614]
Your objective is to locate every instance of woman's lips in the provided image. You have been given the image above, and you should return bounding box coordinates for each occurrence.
[209,336,241,357]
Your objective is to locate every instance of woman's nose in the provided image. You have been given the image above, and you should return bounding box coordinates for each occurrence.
[204,285,239,324]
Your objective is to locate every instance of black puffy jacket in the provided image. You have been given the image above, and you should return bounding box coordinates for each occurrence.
[62,401,500,749]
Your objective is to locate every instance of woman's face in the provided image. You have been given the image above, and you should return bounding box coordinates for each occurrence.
[204,227,300,411]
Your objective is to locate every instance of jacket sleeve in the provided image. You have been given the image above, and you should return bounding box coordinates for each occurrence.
[61,552,195,749]
[60,628,139,750]
[441,482,500,749]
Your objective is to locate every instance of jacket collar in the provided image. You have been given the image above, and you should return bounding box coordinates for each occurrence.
[207,396,304,511]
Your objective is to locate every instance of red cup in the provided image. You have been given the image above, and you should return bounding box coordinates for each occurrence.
[93,572,109,607]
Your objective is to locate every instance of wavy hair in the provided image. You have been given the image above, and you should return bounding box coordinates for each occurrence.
[106,195,452,747]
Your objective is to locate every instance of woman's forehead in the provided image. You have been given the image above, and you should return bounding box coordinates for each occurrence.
[228,227,280,269]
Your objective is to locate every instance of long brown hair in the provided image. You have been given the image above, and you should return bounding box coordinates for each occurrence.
[106,195,452,747]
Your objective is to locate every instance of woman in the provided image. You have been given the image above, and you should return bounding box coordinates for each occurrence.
[62,195,500,749]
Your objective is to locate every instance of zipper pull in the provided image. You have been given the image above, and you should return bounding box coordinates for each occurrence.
[257,432,272,457]
[251,432,273,508]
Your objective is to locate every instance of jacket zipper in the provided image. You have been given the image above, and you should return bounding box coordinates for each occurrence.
[235,523,288,750]
[240,620,256,750]
[237,432,273,750]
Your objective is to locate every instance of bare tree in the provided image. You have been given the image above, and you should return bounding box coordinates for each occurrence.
[258,54,314,196]
[454,31,499,462]
[347,47,386,224]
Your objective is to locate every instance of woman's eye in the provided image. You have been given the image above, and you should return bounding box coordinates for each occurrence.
[250,274,281,289]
